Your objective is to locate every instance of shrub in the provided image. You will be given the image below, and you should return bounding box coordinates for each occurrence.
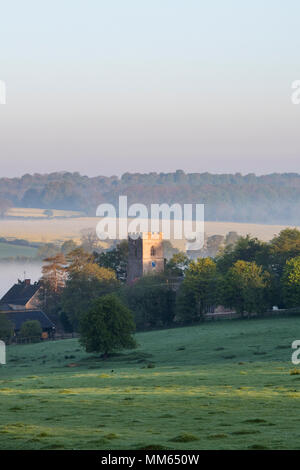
[0,315,14,341]
[19,320,42,342]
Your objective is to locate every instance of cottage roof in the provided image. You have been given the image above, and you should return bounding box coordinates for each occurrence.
[1,281,40,306]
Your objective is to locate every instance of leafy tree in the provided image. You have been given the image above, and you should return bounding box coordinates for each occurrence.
[62,261,118,330]
[94,240,128,282]
[282,256,300,308]
[222,260,270,316]
[165,252,190,278]
[175,258,221,323]
[216,235,270,274]
[79,294,136,357]
[121,274,176,329]
[20,320,42,342]
[0,315,14,341]
[270,229,300,277]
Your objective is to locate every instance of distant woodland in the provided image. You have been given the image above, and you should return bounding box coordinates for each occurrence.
[1,171,300,224]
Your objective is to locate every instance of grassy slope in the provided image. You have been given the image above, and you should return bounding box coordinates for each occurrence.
[0,242,38,259]
[0,317,300,450]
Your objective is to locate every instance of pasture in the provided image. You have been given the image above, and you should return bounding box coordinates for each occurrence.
[0,242,38,259]
[0,317,300,450]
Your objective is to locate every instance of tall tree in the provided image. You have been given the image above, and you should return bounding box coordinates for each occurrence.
[40,253,67,316]
[270,229,300,277]
[282,256,300,308]
[94,240,128,282]
[175,258,221,323]
[79,294,136,357]
[121,274,176,329]
[216,235,270,274]
[222,260,270,316]
[62,260,118,330]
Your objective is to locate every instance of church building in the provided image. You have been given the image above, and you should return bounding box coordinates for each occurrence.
[127,232,164,283]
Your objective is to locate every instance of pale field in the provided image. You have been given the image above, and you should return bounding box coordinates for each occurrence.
[0,216,297,245]
[6,207,84,218]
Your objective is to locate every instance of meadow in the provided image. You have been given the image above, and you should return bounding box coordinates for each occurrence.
[0,316,300,450]
[0,242,38,259]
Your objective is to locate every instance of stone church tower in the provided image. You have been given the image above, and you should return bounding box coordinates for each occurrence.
[127,232,164,283]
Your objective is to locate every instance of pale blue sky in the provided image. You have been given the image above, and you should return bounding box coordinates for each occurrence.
[0,0,300,176]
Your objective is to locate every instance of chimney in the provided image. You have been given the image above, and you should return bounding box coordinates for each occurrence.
[24,279,31,286]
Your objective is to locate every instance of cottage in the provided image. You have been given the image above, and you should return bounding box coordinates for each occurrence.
[0,279,55,338]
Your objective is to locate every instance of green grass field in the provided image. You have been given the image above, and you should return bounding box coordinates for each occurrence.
[1,317,300,450]
[0,242,38,259]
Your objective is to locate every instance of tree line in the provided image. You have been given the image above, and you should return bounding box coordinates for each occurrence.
[2,171,300,223]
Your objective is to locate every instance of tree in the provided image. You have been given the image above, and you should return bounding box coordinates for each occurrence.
[175,258,221,323]
[225,231,239,247]
[165,252,190,278]
[216,235,270,274]
[162,240,179,259]
[0,198,12,218]
[270,229,300,277]
[62,261,118,330]
[44,209,54,219]
[222,260,270,316]
[40,253,67,317]
[42,253,66,294]
[37,243,60,259]
[79,294,136,357]
[121,274,176,329]
[94,240,128,282]
[20,320,42,342]
[206,235,224,257]
[65,247,93,275]
[0,315,13,341]
[282,256,300,308]
[80,228,101,253]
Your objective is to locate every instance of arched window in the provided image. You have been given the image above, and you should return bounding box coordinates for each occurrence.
[151,246,156,256]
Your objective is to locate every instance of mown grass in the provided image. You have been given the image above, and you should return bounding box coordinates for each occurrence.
[0,316,300,450]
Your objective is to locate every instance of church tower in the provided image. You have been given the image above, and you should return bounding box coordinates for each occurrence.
[127,232,164,283]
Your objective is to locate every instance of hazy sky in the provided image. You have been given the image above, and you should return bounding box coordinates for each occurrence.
[0,0,300,177]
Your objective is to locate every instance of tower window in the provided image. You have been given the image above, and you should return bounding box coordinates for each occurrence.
[151,246,156,256]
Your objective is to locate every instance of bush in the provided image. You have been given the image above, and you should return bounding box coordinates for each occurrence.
[0,315,14,341]
[19,320,42,342]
